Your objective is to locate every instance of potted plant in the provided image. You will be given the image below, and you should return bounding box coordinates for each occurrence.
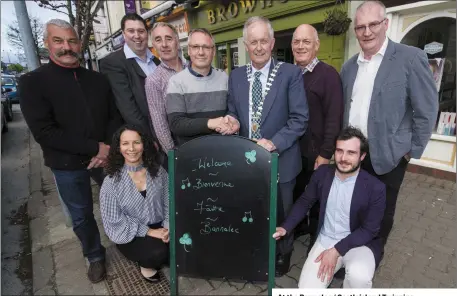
[323,2,352,36]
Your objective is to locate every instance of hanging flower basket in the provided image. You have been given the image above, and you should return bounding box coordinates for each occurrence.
[323,7,352,36]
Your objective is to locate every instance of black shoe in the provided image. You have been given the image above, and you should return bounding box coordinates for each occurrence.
[142,271,161,283]
[87,260,106,283]
[334,268,345,279]
[275,253,291,277]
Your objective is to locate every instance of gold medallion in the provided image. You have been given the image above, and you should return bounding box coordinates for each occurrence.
[252,122,258,132]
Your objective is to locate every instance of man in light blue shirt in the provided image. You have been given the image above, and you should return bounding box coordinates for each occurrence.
[101,13,161,143]
[274,127,386,289]
[123,43,157,76]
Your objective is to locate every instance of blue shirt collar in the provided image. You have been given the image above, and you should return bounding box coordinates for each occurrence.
[123,44,154,63]
[335,171,359,183]
[188,62,212,77]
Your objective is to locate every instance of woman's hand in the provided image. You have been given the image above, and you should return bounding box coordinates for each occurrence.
[147,228,168,240]
[161,228,169,243]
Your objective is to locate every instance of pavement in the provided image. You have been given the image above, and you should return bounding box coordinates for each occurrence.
[1,108,33,295]
[12,109,457,294]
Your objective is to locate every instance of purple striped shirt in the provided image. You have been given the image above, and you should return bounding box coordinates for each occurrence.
[145,59,187,153]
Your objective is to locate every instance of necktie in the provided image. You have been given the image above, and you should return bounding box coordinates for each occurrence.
[251,71,262,139]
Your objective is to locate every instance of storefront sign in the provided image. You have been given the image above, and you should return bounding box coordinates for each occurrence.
[207,0,288,25]
[140,0,163,14]
[424,41,444,55]
[124,0,137,14]
[168,15,190,40]
[112,34,125,50]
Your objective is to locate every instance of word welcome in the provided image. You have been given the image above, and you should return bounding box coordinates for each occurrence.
[192,157,233,171]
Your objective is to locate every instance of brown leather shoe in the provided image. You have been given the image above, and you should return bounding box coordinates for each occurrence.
[87,260,106,283]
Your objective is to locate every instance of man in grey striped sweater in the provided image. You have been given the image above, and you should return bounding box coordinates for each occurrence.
[165,28,235,146]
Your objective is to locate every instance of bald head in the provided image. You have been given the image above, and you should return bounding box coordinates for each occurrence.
[291,24,320,68]
[293,24,319,41]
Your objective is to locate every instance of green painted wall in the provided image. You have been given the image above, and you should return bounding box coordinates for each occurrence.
[187,0,349,71]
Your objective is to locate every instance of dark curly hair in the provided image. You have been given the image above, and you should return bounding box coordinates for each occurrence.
[104,124,161,180]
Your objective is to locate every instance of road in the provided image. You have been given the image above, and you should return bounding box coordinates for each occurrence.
[1,105,33,295]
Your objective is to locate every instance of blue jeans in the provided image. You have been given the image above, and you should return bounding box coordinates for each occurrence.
[52,168,105,263]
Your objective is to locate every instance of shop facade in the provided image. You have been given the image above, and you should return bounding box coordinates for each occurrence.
[185,0,349,74]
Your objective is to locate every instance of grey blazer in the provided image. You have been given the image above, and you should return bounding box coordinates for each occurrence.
[341,39,438,175]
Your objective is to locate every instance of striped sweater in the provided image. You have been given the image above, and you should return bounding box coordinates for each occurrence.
[165,67,228,145]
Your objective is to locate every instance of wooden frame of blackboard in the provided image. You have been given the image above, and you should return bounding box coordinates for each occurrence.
[168,147,279,296]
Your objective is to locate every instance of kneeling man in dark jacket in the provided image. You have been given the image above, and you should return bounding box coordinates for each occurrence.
[273,127,386,288]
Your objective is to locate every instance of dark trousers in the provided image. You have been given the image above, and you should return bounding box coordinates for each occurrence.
[293,156,319,241]
[362,153,408,245]
[117,223,169,269]
[52,168,105,263]
[277,180,296,255]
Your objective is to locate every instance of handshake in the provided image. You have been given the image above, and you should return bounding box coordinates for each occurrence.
[208,115,240,135]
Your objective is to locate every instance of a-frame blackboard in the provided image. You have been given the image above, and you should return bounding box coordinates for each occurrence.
[168,135,278,295]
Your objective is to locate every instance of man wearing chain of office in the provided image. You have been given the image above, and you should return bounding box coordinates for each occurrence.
[224,16,309,276]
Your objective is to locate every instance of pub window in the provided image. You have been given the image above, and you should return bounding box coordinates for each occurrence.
[401,17,456,135]
[216,42,238,74]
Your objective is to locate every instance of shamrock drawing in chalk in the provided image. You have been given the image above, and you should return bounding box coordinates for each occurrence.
[245,150,256,164]
[179,233,192,252]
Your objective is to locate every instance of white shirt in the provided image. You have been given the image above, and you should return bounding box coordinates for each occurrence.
[349,37,388,137]
[248,59,271,138]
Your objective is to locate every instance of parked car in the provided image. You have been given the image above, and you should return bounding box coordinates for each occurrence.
[1,74,19,103]
[1,87,13,122]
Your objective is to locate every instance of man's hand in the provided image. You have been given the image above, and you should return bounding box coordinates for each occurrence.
[208,117,231,133]
[87,157,106,169]
[97,142,110,160]
[87,142,110,169]
[223,115,240,135]
[315,247,340,283]
[272,227,287,240]
[404,153,411,162]
[314,155,330,170]
[254,138,276,152]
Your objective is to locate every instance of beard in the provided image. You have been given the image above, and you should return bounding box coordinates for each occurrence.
[336,159,362,175]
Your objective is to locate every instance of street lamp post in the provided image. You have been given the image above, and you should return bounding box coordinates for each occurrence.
[13,0,40,71]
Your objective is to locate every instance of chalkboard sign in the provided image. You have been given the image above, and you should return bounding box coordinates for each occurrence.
[168,135,278,295]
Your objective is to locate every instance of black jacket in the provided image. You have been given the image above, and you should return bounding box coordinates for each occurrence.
[99,49,160,138]
[19,59,123,170]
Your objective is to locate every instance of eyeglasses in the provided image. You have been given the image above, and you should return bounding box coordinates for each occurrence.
[354,18,386,34]
[189,44,214,52]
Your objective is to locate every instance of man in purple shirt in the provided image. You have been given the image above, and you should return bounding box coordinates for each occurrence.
[145,22,187,154]
[273,126,386,288]
[291,24,344,250]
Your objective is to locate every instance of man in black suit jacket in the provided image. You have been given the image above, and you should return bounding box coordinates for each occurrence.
[100,13,160,138]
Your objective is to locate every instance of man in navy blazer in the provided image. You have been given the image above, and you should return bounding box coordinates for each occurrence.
[224,16,309,276]
[274,127,386,288]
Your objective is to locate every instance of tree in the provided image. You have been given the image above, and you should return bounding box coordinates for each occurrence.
[7,16,44,64]
[34,0,104,63]
[7,63,25,73]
